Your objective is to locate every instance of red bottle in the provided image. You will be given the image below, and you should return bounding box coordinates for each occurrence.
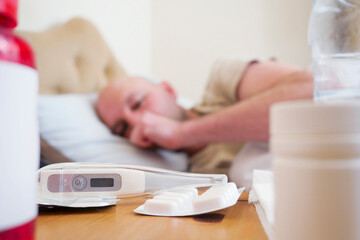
[0,0,39,239]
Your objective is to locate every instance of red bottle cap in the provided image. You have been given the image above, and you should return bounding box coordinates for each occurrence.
[0,0,17,28]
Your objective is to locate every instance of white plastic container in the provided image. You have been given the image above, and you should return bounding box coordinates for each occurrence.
[271,100,360,240]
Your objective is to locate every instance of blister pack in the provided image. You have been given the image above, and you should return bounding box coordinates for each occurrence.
[134,183,244,216]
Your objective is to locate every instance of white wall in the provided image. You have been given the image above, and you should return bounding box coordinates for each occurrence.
[261,0,313,66]
[18,0,312,102]
[18,0,152,76]
[152,0,313,101]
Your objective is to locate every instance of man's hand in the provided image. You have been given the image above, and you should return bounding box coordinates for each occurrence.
[129,112,185,150]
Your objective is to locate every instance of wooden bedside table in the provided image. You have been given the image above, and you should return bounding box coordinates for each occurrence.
[36,192,267,240]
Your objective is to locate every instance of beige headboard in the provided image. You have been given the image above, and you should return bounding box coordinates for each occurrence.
[17,17,127,94]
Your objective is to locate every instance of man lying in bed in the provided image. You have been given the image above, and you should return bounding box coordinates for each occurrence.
[96,60,313,174]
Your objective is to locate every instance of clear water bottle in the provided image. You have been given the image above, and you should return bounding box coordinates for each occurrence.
[309,0,360,100]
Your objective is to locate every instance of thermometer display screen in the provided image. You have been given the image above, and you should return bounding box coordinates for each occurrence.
[90,178,114,188]
[47,173,121,192]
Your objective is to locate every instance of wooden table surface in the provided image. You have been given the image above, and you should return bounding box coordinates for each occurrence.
[35,192,267,240]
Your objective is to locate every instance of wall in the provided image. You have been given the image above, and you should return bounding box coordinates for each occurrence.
[18,0,152,76]
[152,0,313,101]
[261,0,313,66]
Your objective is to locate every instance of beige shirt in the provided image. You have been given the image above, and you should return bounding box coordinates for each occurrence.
[189,59,252,174]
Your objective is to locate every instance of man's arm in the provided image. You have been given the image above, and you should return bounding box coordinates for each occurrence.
[137,63,313,149]
[179,71,313,145]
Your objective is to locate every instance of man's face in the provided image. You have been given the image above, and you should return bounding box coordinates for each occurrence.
[97,77,183,140]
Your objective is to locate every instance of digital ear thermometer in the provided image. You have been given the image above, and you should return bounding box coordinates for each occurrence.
[37,162,228,208]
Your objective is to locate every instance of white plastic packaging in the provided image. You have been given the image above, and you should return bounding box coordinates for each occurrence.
[308,0,360,100]
[271,100,360,240]
[134,183,244,217]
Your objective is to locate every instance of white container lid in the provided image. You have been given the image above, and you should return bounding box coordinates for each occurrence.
[271,100,360,135]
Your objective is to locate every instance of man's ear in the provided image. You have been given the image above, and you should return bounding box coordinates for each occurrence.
[159,81,177,99]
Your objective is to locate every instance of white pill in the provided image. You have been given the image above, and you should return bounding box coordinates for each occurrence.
[193,195,227,213]
[144,199,178,214]
[158,192,192,204]
[175,188,198,200]
[154,195,186,209]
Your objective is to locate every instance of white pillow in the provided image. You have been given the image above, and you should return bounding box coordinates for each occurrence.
[38,93,189,171]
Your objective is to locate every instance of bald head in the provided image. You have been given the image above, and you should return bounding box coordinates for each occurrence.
[96,76,184,138]
[97,77,154,123]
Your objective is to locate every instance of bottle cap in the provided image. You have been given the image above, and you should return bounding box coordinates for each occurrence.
[0,0,17,28]
[271,100,360,135]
